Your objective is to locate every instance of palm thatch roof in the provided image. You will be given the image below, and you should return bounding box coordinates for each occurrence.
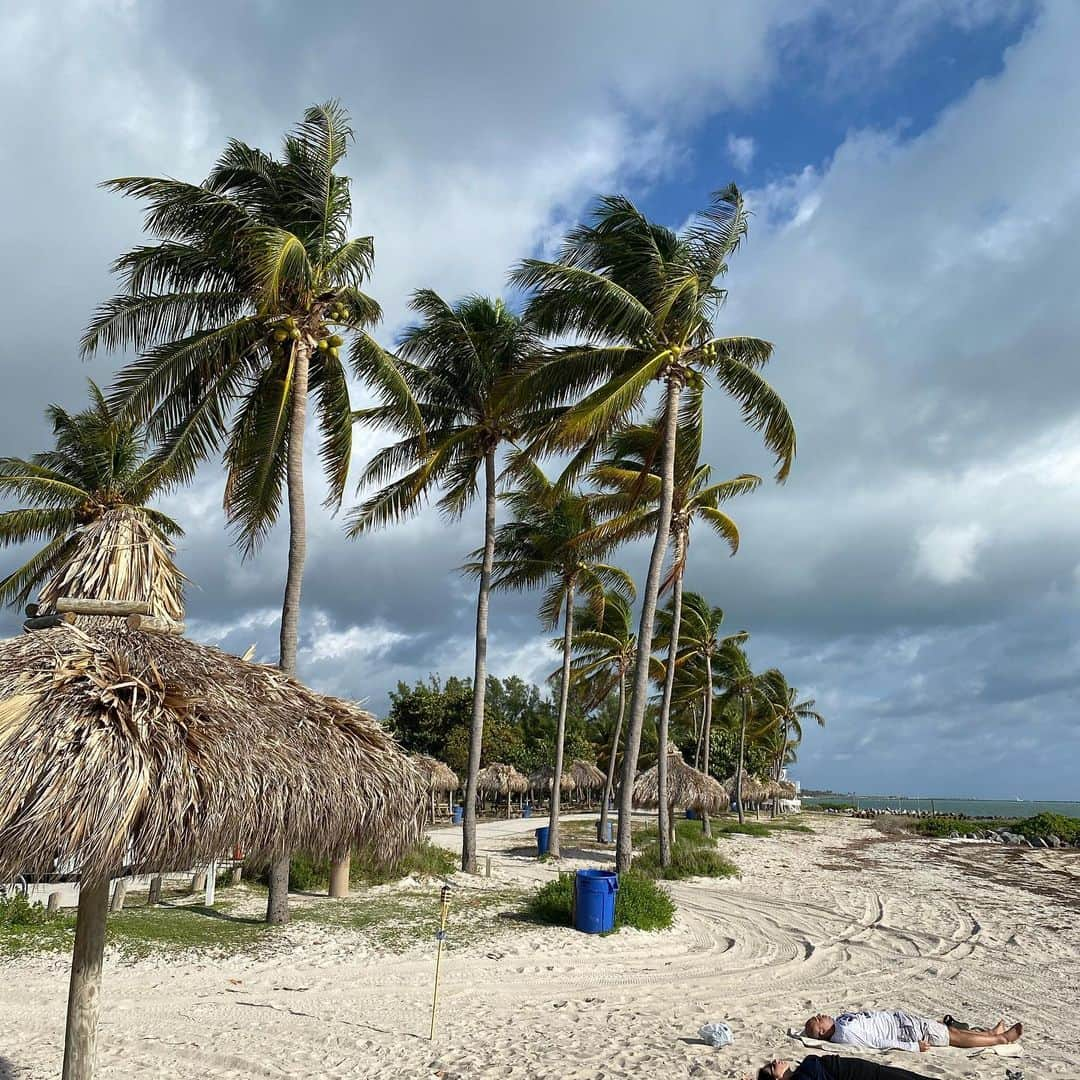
[477,762,528,795]
[568,759,606,792]
[778,780,797,800]
[633,748,728,814]
[528,764,575,793]
[0,622,426,882]
[414,754,459,793]
[36,510,185,622]
[726,769,768,803]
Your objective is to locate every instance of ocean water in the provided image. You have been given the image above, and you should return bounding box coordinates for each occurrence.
[802,795,1080,818]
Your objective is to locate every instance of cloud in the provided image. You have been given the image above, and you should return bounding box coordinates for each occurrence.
[727,134,757,171]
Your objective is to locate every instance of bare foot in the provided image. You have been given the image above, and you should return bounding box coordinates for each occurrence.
[992,1020,1006,1035]
[1004,1022,1023,1044]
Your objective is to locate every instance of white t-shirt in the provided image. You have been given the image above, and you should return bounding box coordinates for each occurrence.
[831,1010,929,1052]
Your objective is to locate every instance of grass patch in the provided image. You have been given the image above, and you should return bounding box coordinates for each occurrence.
[0,894,75,957]
[107,902,264,959]
[526,871,674,933]
[631,819,739,881]
[350,840,457,886]
[907,812,1080,843]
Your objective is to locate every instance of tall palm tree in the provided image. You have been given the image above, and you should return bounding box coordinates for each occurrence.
[668,594,746,836]
[591,392,759,863]
[82,102,411,923]
[761,671,824,810]
[348,293,552,874]
[714,642,779,824]
[488,461,634,857]
[0,381,184,613]
[562,590,636,842]
[512,186,794,873]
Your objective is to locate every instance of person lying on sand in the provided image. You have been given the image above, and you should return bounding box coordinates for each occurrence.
[760,1053,942,1080]
[803,1011,1022,1052]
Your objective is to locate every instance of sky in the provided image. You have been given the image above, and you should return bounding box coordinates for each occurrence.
[1,0,1077,800]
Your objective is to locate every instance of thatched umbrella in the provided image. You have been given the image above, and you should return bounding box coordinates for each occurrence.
[778,780,797,800]
[634,747,727,843]
[726,769,768,815]
[414,754,460,817]
[568,759,606,805]
[0,620,425,1080]
[529,764,576,800]
[36,510,185,623]
[477,762,528,818]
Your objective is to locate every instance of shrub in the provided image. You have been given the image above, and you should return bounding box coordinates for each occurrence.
[525,871,675,932]
[350,840,456,886]
[633,841,739,881]
[1016,812,1080,845]
[0,893,56,927]
[907,813,1079,843]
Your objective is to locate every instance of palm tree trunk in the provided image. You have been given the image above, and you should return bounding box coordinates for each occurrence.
[548,580,575,858]
[268,341,312,925]
[736,693,748,825]
[692,699,703,770]
[701,651,714,838]
[615,374,682,875]
[599,669,625,840]
[656,536,686,867]
[462,450,497,874]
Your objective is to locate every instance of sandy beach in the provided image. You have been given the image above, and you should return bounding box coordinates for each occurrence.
[2,814,1077,1079]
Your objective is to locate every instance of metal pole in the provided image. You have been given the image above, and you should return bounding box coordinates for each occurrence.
[429,884,452,1040]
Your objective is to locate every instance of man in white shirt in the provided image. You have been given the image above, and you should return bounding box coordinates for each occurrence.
[803,1011,1022,1052]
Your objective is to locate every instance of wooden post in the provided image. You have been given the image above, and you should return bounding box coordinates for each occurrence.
[62,878,110,1080]
[191,871,206,893]
[204,863,216,908]
[485,855,491,879]
[109,879,126,913]
[48,892,61,913]
[230,865,243,886]
[56,598,150,616]
[148,876,161,906]
[328,854,350,899]
[125,614,185,635]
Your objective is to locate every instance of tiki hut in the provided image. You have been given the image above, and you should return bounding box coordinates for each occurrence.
[477,762,528,818]
[568,759,606,805]
[414,754,460,817]
[634,746,728,843]
[529,764,576,802]
[726,769,768,814]
[0,619,426,1080]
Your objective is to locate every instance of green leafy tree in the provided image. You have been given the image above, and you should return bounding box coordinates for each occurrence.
[348,292,552,874]
[592,392,758,862]
[386,675,474,758]
[512,186,794,873]
[83,101,412,922]
[487,461,634,856]
[0,382,184,611]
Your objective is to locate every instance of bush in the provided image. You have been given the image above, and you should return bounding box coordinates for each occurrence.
[908,813,1079,843]
[1017,812,1080,845]
[633,841,739,881]
[350,840,456,886]
[0,893,56,927]
[526,871,675,932]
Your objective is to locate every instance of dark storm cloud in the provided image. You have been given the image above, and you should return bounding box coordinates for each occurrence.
[0,0,1072,797]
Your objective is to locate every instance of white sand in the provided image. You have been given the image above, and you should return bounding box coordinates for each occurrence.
[2,814,1077,1078]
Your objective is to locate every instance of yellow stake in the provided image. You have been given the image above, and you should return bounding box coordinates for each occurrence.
[429,883,452,1040]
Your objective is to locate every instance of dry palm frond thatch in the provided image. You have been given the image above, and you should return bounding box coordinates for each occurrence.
[478,762,528,795]
[414,754,459,794]
[778,780,797,800]
[36,509,185,622]
[726,769,768,804]
[633,747,727,815]
[568,759,605,793]
[528,764,576,794]
[0,622,426,883]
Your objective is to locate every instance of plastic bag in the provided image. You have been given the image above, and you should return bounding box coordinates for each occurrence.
[699,1022,733,1048]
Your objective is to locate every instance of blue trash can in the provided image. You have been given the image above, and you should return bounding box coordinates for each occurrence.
[685,808,698,820]
[522,803,532,819]
[574,869,618,934]
[595,819,613,843]
[452,805,464,825]
[535,826,550,856]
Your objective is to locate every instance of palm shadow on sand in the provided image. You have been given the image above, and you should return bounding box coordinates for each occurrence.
[0,1056,17,1079]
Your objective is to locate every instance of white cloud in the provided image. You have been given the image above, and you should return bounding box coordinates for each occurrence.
[727,133,757,171]
[913,523,987,585]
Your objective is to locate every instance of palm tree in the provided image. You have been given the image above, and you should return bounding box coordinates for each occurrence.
[488,461,634,857]
[511,186,794,873]
[591,392,759,863]
[761,671,824,811]
[348,293,552,874]
[562,590,636,842]
[714,642,779,824]
[668,594,746,836]
[82,102,412,923]
[0,381,184,613]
